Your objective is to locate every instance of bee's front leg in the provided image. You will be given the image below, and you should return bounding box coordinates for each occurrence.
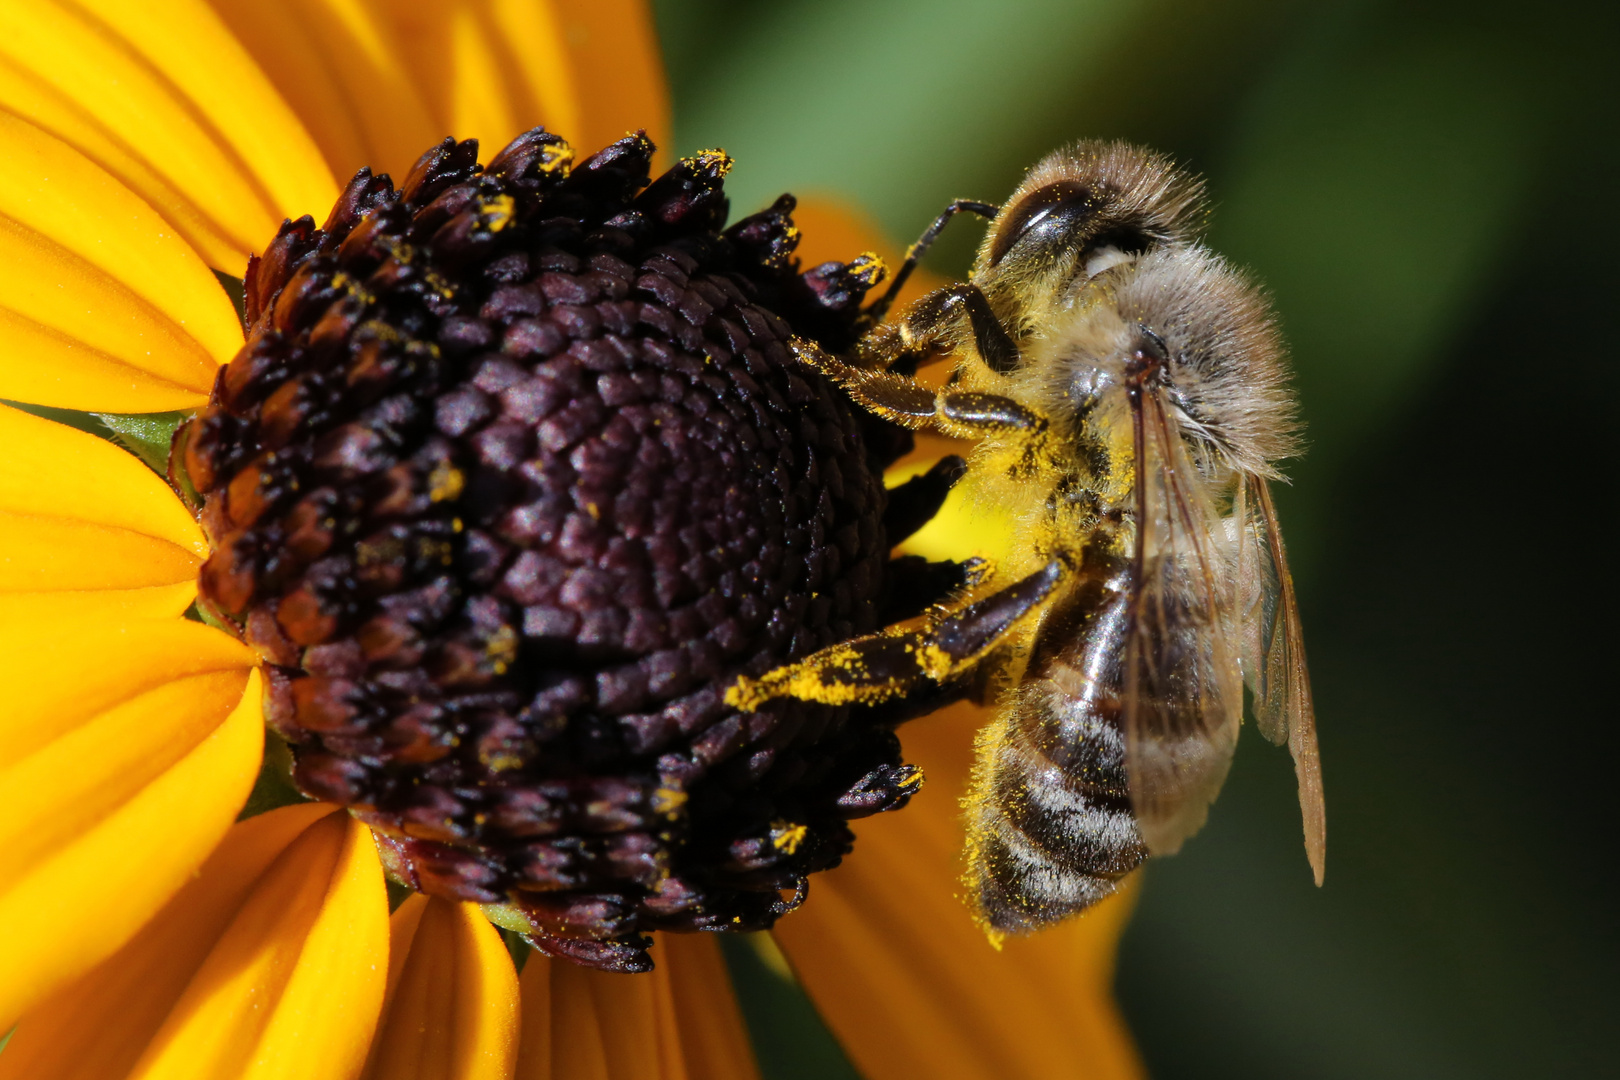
[854,282,1020,374]
[791,337,1045,434]
[725,560,1064,712]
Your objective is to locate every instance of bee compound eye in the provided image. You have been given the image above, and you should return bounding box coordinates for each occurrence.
[989,181,1096,267]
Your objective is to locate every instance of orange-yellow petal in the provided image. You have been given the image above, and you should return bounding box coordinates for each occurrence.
[0,117,242,411]
[0,803,339,1080]
[514,933,759,1080]
[0,513,199,593]
[773,700,1147,1080]
[0,667,264,1032]
[0,0,336,267]
[373,0,671,165]
[360,895,520,1080]
[0,402,206,558]
[0,54,240,270]
[123,811,390,1080]
[0,583,200,623]
[542,0,669,160]
[205,0,440,185]
[658,934,760,1080]
[0,608,254,762]
[0,403,204,614]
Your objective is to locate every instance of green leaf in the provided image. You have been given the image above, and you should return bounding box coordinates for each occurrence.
[720,934,862,1080]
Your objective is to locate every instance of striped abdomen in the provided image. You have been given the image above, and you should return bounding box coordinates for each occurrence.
[967,570,1147,933]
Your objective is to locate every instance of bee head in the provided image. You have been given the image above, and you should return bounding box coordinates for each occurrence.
[975,142,1206,325]
[1108,246,1300,475]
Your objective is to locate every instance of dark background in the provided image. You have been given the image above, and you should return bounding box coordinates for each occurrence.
[652,1,1620,1076]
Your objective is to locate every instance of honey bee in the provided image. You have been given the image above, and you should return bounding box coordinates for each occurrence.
[726,142,1325,935]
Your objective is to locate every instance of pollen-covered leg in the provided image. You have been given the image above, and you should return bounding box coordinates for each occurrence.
[791,338,1052,449]
[726,560,1065,712]
[854,280,1023,375]
[790,336,939,427]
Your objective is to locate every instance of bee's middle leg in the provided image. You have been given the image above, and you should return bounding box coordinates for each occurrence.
[726,559,1065,713]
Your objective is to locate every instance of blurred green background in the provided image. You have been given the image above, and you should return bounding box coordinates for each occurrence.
[652,0,1620,1076]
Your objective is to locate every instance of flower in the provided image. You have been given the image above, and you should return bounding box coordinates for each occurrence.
[0,2,1142,1077]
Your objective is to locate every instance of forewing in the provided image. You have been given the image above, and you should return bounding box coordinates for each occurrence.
[1236,477,1326,884]
[1123,389,1243,856]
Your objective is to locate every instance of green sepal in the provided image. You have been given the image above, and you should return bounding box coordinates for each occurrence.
[385,878,414,913]
[481,902,535,971]
[236,728,310,821]
[92,410,192,478]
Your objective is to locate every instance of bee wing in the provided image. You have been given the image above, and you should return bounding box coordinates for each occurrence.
[1123,389,1243,857]
[1236,477,1327,883]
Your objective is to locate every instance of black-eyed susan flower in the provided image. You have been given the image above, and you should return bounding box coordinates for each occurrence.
[0,2,1143,1077]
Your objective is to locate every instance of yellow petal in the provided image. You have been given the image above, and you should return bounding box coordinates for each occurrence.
[0,55,242,268]
[0,667,248,872]
[0,611,254,762]
[0,0,336,267]
[0,667,264,1032]
[206,0,442,185]
[0,804,340,1080]
[0,401,211,644]
[515,933,758,1080]
[0,403,206,555]
[772,700,1147,1080]
[658,934,760,1080]
[373,0,671,163]
[124,811,390,1080]
[360,896,520,1080]
[0,583,199,623]
[72,0,338,224]
[540,0,670,159]
[0,116,242,411]
[0,513,199,592]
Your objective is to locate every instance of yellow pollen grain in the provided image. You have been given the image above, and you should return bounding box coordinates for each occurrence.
[692,149,735,176]
[919,642,957,679]
[538,139,575,173]
[481,193,517,232]
[481,751,523,772]
[484,624,518,672]
[770,820,808,854]
[652,787,688,814]
[428,461,465,502]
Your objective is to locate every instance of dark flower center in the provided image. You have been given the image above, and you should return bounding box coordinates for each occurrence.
[177,128,954,972]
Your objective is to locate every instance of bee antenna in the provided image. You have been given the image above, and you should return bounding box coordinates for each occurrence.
[1137,324,1171,362]
[866,199,998,324]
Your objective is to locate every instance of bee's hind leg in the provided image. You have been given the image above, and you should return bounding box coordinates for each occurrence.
[726,559,1064,713]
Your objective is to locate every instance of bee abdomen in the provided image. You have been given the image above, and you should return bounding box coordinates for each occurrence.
[968,673,1147,934]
